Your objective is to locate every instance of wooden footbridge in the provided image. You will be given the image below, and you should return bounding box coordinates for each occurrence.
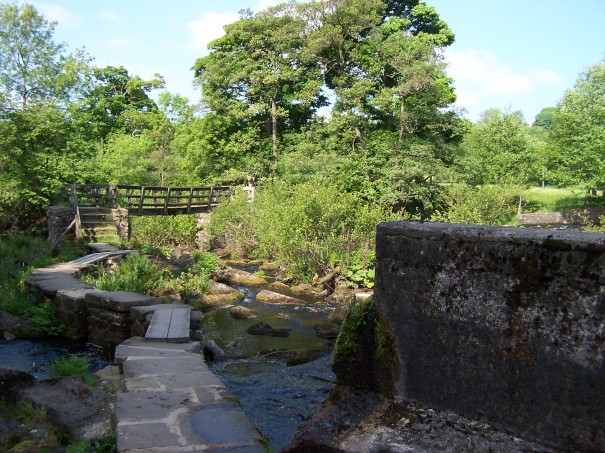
[58,184,233,243]
[63,183,232,216]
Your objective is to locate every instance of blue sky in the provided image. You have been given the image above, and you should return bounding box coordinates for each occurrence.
[28,0,605,123]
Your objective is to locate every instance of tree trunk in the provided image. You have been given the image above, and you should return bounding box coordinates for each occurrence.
[398,97,406,143]
[271,97,278,177]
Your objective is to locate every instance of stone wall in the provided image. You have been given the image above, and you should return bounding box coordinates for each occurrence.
[374,221,605,451]
[112,208,130,241]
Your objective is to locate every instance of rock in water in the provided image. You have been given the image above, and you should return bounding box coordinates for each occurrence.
[229,306,257,319]
[213,268,267,286]
[256,290,305,305]
[247,322,291,337]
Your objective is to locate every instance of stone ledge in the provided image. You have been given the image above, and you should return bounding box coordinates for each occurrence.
[85,290,158,312]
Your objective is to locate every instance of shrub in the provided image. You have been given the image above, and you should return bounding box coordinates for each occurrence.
[130,215,199,249]
[49,354,96,386]
[86,252,166,294]
[210,178,392,282]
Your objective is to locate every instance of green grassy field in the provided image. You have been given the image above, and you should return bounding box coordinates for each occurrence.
[521,187,605,213]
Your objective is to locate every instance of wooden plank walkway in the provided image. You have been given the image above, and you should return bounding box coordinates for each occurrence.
[145,307,191,343]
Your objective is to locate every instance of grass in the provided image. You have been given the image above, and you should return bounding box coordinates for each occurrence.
[521,187,605,213]
[49,354,97,386]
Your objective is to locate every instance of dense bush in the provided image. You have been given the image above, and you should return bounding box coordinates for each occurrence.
[210,178,394,281]
[85,252,166,294]
[130,215,199,249]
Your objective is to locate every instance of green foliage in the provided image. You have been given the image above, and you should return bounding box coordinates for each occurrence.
[211,179,391,281]
[25,301,64,336]
[459,109,541,187]
[521,187,605,213]
[85,252,166,294]
[436,183,521,226]
[174,270,210,300]
[344,251,376,288]
[49,354,96,386]
[191,250,220,274]
[0,234,84,334]
[130,215,198,249]
[547,59,605,193]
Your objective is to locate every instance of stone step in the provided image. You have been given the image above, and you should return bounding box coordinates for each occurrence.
[114,338,265,452]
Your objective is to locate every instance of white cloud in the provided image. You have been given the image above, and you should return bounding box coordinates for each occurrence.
[443,48,566,120]
[97,9,121,23]
[445,48,565,97]
[33,2,75,26]
[187,11,240,53]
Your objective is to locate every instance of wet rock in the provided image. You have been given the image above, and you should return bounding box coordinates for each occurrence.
[266,281,293,296]
[15,376,112,441]
[256,289,305,305]
[325,286,356,306]
[203,340,225,361]
[94,365,121,393]
[175,254,195,269]
[328,306,350,324]
[247,322,291,337]
[187,280,244,311]
[229,306,257,319]
[0,311,39,338]
[214,268,267,286]
[354,291,373,303]
[3,331,16,341]
[290,284,324,303]
[0,367,35,396]
[314,322,341,340]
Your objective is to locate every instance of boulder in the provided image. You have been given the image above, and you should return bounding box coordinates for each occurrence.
[314,322,341,339]
[15,376,113,441]
[256,289,305,305]
[0,367,34,397]
[0,311,40,338]
[203,340,225,361]
[247,322,291,337]
[187,281,244,311]
[325,285,356,306]
[328,306,350,324]
[213,268,267,286]
[266,281,292,296]
[290,284,325,303]
[229,306,257,319]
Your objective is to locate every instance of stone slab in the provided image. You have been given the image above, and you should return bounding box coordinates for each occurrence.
[56,288,94,312]
[123,370,226,392]
[114,337,201,364]
[85,290,158,312]
[117,421,180,451]
[121,355,207,379]
[87,243,121,253]
[187,405,264,445]
[25,272,95,296]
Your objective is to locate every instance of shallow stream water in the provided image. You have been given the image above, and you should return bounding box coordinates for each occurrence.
[1,267,337,451]
[204,274,337,451]
[0,339,108,380]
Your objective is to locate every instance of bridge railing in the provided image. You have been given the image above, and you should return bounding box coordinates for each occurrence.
[61,184,233,215]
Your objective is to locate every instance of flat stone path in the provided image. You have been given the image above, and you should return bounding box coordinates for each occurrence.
[114,337,265,452]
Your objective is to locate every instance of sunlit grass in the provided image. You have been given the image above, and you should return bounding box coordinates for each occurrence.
[521,187,605,213]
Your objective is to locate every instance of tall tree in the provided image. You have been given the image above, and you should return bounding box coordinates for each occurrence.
[460,109,540,186]
[194,5,325,176]
[0,3,86,110]
[547,60,605,194]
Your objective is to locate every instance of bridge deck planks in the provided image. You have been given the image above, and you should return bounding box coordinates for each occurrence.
[145,307,191,343]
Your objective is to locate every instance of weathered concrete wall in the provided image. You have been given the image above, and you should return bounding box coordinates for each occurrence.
[374,221,605,451]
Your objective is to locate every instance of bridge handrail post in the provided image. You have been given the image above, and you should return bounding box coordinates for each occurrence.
[138,187,146,215]
[164,187,171,215]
